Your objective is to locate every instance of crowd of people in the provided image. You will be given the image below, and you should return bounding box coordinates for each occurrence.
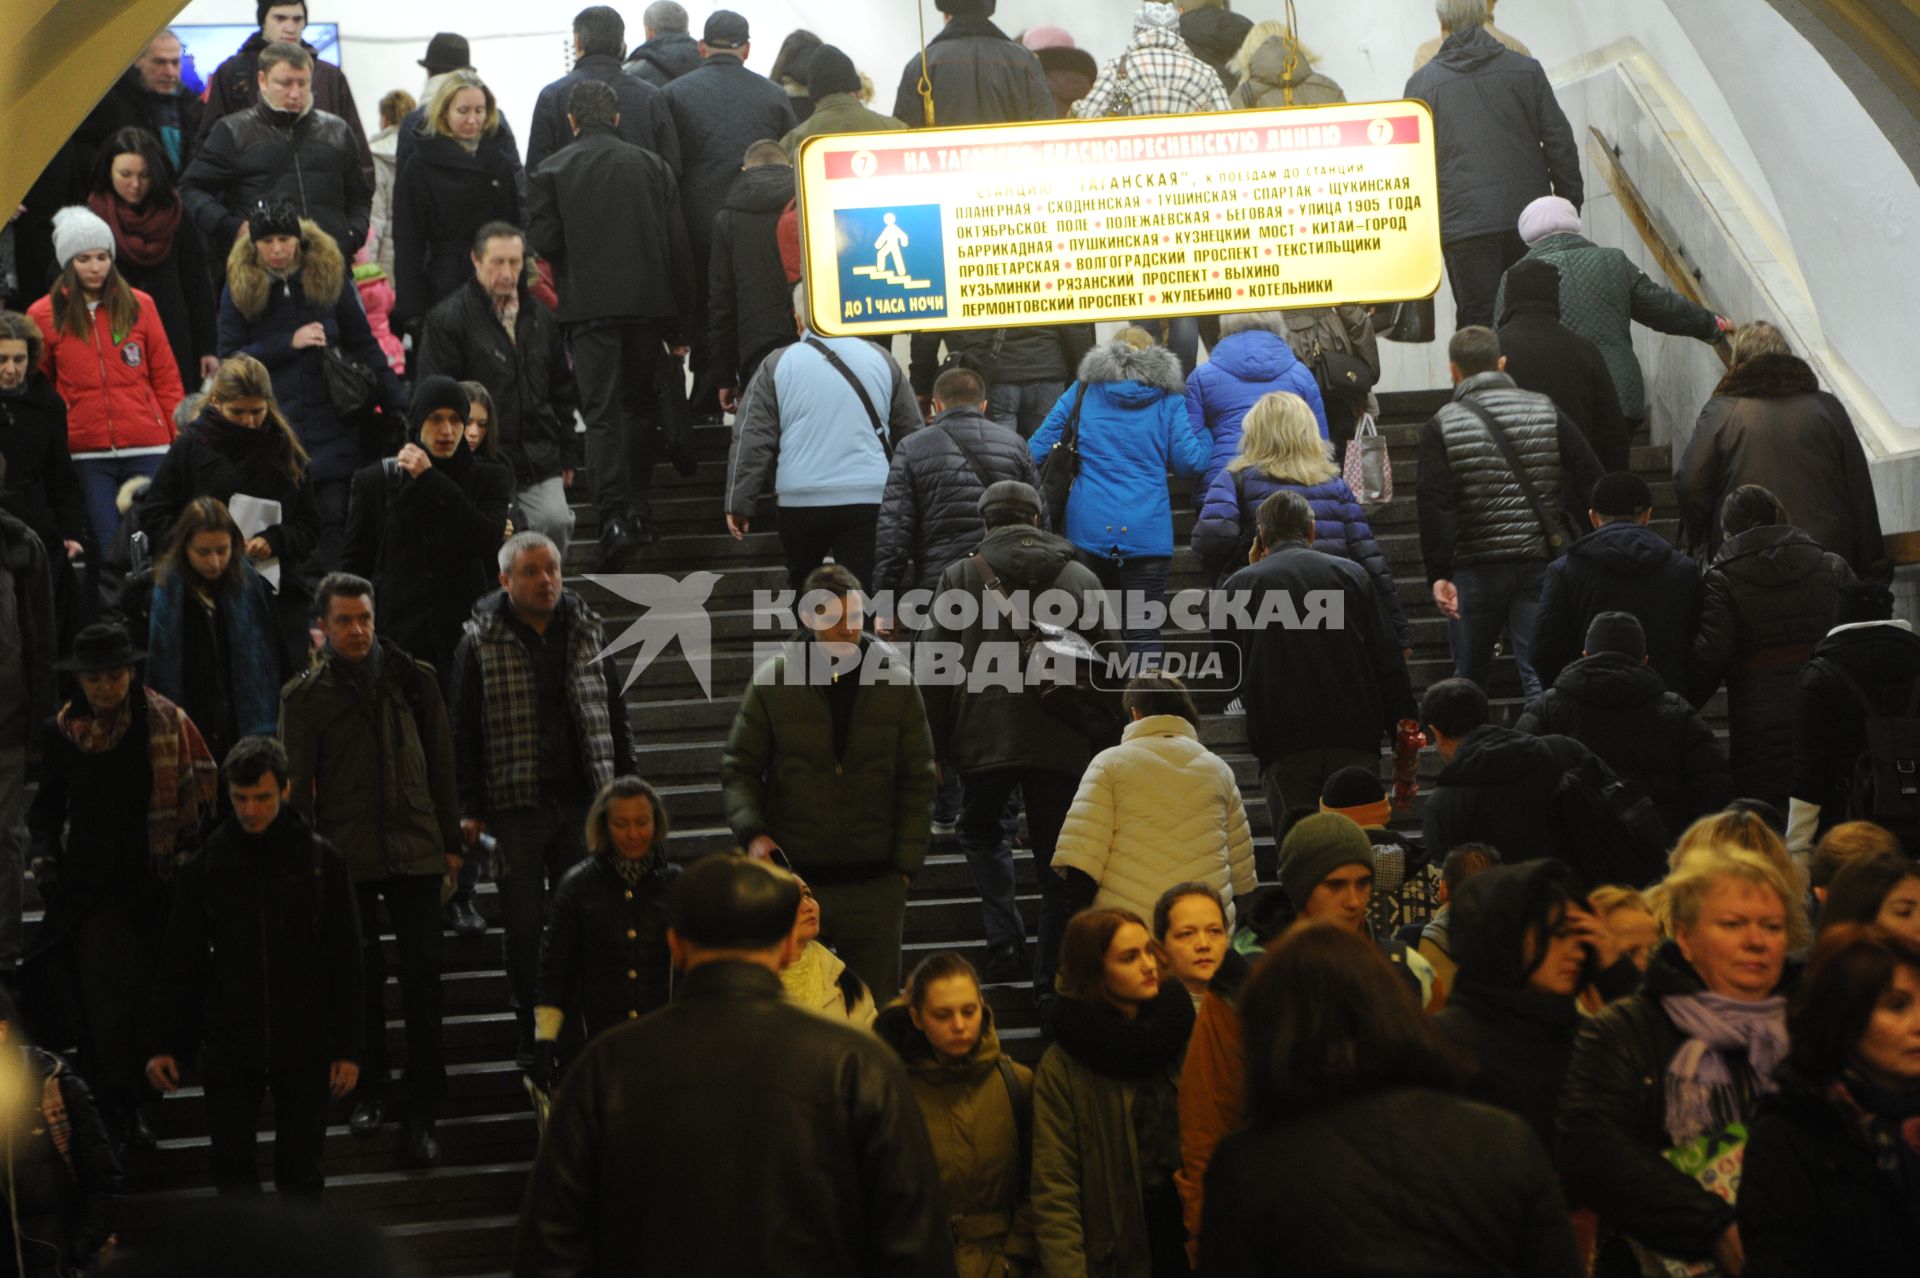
[0,0,1914,1275]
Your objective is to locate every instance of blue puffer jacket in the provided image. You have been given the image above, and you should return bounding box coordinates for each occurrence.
[1192,466,1411,647]
[1184,329,1328,500]
[1029,340,1207,561]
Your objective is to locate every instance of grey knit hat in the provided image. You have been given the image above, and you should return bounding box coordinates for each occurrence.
[1278,812,1375,910]
[52,206,115,269]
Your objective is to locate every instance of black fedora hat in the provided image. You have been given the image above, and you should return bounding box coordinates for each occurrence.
[419,32,471,74]
[55,623,146,673]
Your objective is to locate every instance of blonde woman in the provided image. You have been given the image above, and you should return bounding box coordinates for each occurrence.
[390,69,525,328]
[1191,391,1410,649]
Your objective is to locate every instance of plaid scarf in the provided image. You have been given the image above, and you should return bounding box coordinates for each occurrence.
[493,292,519,346]
[40,1067,72,1171]
[56,686,217,877]
[1830,1070,1920,1184]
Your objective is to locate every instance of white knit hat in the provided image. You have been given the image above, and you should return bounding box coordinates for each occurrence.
[52,206,115,268]
[1135,2,1181,32]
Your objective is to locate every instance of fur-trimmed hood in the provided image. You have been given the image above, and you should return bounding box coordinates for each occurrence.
[1713,351,1820,400]
[1077,338,1186,395]
[224,218,346,322]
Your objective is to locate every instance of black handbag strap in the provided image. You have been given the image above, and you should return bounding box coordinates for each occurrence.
[1456,397,1568,558]
[1059,382,1090,457]
[945,423,992,487]
[803,336,890,460]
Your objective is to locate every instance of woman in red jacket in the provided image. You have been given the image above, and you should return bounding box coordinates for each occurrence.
[27,205,183,551]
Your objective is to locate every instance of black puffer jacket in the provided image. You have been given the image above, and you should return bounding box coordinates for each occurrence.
[1558,941,1785,1274]
[1416,371,1603,582]
[149,808,363,1071]
[662,55,797,256]
[417,276,580,487]
[1517,652,1733,841]
[1738,1068,1920,1278]
[624,32,703,88]
[390,130,526,326]
[1677,354,1886,576]
[1200,1087,1581,1278]
[871,407,1041,598]
[1402,26,1582,242]
[892,15,1054,127]
[1532,520,1702,695]
[0,375,87,555]
[535,852,680,1041]
[1790,621,1920,843]
[1690,524,1852,807]
[181,100,372,257]
[515,960,954,1277]
[922,523,1118,779]
[0,1046,120,1278]
[708,162,798,390]
[909,325,1098,398]
[1422,725,1591,866]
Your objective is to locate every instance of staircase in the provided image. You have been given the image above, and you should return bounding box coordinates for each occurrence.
[104,386,1687,1275]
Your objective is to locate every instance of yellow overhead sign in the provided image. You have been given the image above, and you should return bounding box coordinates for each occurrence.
[796,101,1442,338]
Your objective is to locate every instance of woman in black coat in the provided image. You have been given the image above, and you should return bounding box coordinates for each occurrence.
[87,127,218,386]
[0,309,88,630]
[1199,922,1580,1278]
[1559,846,1804,1277]
[1690,484,1852,810]
[1739,924,1920,1277]
[531,778,679,1079]
[390,72,525,331]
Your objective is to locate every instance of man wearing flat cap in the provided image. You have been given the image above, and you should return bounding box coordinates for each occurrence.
[515,854,953,1277]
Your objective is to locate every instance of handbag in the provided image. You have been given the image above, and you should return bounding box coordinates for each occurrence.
[967,552,1122,739]
[321,345,379,419]
[1038,383,1090,531]
[1309,337,1377,416]
[1342,414,1392,504]
[1456,398,1579,560]
[1627,1124,1747,1277]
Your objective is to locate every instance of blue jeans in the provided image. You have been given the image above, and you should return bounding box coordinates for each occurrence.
[1447,561,1548,697]
[1081,551,1171,655]
[73,454,163,551]
[986,379,1067,439]
[957,767,1078,1004]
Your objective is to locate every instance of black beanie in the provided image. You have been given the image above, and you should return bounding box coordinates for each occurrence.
[1585,611,1647,661]
[1320,766,1386,811]
[258,1,307,25]
[1503,257,1561,310]
[806,46,861,97]
[1834,581,1896,627]
[409,376,470,433]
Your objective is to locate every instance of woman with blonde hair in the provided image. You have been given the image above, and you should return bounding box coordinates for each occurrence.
[1228,20,1345,108]
[1191,391,1410,647]
[390,70,525,330]
[1651,808,1812,949]
[1561,844,1804,1276]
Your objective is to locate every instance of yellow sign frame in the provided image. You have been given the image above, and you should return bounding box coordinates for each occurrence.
[796,100,1442,338]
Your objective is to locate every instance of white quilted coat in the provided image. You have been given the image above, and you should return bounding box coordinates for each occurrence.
[1052,714,1257,926]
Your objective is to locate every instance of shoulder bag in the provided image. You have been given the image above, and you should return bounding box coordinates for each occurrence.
[1038,383,1090,531]
[803,336,892,460]
[1456,397,1578,560]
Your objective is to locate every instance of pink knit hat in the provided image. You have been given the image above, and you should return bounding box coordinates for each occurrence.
[1022,25,1076,51]
[1517,195,1582,246]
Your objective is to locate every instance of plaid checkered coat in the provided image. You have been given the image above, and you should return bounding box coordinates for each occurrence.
[1072,25,1231,119]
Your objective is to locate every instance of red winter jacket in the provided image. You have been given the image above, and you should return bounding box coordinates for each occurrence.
[27,289,183,456]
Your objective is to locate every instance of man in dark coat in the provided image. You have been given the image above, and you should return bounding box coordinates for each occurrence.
[1788,581,1920,853]
[663,11,797,413]
[193,3,373,188]
[1221,490,1417,846]
[279,574,464,1168]
[1532,472,1700,694]
[145,735,363,1198]
[708,142,797,409]
[529,81,693,567]
[525,6,681,173]
[1404,1,1581,327]
[624,1,703,87]
[1496,257,1627,472]
[871,368,1041,604]
[922,482,1116,998]
[341,377,513,682]
[417,224,581,555]
[78,32,206,177]
[516,855,953,1277]
[1518,613,1732,842]
[892,0,1054,127]
[0,502,56,975]
[180,43,373,259]
[0,343,87,630]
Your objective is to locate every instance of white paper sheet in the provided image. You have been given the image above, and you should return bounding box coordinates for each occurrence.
[227,493,284,591]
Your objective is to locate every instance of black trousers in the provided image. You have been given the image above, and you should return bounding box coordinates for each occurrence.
[569,321,666,523]
[1442,229,1529,329]
[201,1046,330,1198]
[70,896,159,1103]
[776,503,880,591]
[355,875,446,1113]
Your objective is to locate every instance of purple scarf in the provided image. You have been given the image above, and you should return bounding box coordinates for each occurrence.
[1661,991,1789,1144]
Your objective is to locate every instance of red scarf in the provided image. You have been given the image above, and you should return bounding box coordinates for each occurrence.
[86,190,183,270]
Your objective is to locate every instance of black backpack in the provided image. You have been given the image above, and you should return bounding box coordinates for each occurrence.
[1815,659,1920,832]
[1548,742,1669,888]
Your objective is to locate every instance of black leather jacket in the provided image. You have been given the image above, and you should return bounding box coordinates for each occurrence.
[514,961,957,1278]
[535,853,679,1040]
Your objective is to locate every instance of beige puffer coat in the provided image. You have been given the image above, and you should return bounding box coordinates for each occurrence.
[1051,715,1256,925]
